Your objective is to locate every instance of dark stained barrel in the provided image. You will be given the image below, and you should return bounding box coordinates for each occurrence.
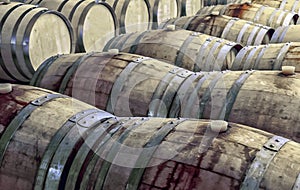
[0,2,74,83]
[30,52,300,142]
[197,3,299,28]
[232,42,300,72]
[159,14,274,46]
[0,84,300,190]
[103,29,242,72]
[203,0,249,6]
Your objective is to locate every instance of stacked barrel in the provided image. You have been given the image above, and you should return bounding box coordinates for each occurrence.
[0,0,300,189]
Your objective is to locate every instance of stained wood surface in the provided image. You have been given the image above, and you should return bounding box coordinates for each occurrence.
[232,42,300,72]
[104,29,242,72]
[197,3,299,28]
[30,52,300,142]
[1,85,300,189]
[159,14,274,46]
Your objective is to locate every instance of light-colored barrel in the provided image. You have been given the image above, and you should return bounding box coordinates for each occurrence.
[252,0,300,14]
[30,52,300,142]
[103,29,242,72]
[0,2,74,83]
[149,0,181,29]
[181,0,203,16]
[197,3,299,28]
[1,84,300,190]
[271,25,300,43]
[26,0,118,52]
[159,14,274,46]
[232,42,300,72]
[104,0,151,33]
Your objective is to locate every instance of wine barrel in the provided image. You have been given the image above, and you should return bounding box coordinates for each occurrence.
[104,0,151,33]
[252,0,300,14]
[203,0,249,6]
[0,2,74,83]
[1,84,300,190]
[232,42,300,72]
[271,25,300,43]
[149,0,181,29]
[159,14,274,46]
[180,0,203,16]
[196,3,299,28]
[103,29,242,72]
[26,0,118,52]
[30,52,300,141]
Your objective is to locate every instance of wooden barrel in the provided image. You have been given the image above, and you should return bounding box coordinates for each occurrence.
[180,0,203,16]
[149,0,181,29]
[232,42,300,72]
[252,0,300,14]
[27,0,118,52]
[30,52,300,141]
[203,0,249,6]
[271,25,300,43]
[104,0,151,33]
[159,14,274,46]
[197,3,299,28]
[103,29,242,72]
[1,84,300,190]
[0,2,74,83]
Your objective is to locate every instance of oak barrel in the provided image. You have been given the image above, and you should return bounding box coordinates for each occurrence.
[271,25,300,43]
[27,0,118,52]
[232,42,300,72]
[0,2,74,83]
[149,0,181,29]
[159,14,274,46]
[1,84,300,189]
[252,0,300,14]
[103,29,242,72]
[104,0,151,33]
[196,3,299,28]
[203,0,249,6]
[30,52,300,141]
[180,0,203,16]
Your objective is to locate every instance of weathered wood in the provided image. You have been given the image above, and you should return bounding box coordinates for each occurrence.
[149,0,181,29]
[252,0,300,14]
[203,0,250,6]
[30,52,300,142]
[0,2,73,83]
[104,29,242,72]
[181,0,203,16]
[159,14,274,46]
[232,42,300,72]
[27,0,118,52]
[0,85,300,190]
[104,0,151,33]
[271,25,300,43]
[197,3,299,28]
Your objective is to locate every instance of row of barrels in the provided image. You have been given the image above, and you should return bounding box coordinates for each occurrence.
[104,28,300,72]
[0,83,299,189]
[2,1,300,83]
[0,1,300,190]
